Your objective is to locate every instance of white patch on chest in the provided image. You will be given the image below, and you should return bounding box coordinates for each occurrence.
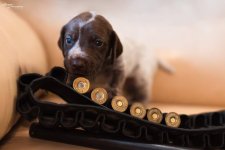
[68,11,96,59]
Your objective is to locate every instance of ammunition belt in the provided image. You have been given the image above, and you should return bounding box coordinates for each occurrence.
[16,67,225,149]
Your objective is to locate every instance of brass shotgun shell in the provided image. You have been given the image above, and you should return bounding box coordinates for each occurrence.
[91,88,108,104]
[147,108,163,124]
[165,112,181,128]
[111,96,128,112]
[130,103,146,119]
[73,77,90,94]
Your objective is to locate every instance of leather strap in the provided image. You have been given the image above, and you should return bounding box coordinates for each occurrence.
[29,123,189,150]
[16,67,225,149]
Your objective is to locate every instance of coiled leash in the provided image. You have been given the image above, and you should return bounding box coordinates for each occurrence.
[16,67,225,149]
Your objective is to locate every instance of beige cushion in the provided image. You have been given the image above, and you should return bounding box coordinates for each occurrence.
[152,57,225,106]
[0,7,48,139]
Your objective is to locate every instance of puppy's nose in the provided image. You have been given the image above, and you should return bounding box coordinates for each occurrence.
[70,58,87,72]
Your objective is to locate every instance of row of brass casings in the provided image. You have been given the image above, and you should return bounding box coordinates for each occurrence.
[73,77,181,128]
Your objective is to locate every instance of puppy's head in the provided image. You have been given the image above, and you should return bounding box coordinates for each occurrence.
[58,12,123,79]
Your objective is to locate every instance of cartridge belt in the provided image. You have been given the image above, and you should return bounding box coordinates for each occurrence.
[16,67,225,149]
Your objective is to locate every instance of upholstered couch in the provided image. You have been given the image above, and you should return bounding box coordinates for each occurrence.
[1,1,225,149]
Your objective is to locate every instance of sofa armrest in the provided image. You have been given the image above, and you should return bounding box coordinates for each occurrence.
[0,7,48,140]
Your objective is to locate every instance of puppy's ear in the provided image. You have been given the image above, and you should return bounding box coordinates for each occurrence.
[58,26,65,51]
[107,31,123,65]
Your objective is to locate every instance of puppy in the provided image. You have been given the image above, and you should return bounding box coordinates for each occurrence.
[58,11,167,103]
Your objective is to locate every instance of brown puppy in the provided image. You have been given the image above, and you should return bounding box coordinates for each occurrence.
[58,11,164,102]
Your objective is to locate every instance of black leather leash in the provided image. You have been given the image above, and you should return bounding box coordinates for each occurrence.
[16,67,225,149]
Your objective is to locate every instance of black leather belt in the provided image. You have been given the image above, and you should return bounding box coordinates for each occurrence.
[16,67,225,149]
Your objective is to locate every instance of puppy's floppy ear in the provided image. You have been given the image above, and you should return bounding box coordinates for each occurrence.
[58,26,65,51]
[107,30,123,65]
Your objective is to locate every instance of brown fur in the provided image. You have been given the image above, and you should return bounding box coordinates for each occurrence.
[58,12,124,99]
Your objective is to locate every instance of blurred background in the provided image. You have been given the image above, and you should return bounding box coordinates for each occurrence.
[2,0,225,106]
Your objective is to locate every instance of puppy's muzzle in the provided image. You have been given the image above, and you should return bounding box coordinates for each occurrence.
[69,57,89,74]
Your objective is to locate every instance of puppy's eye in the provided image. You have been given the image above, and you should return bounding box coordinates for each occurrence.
[65,35,73,44]
[95,39,103,47]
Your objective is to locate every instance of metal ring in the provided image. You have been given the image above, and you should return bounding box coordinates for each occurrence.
[111,96,129,112]
[73,77,90,94]
[147,108,163,124]
[130,102,146,119]
[165,112,181,128]
[91,88,108,105]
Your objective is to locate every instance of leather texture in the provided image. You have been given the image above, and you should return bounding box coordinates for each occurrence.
[29,123,190,150]
[15,67,225,149]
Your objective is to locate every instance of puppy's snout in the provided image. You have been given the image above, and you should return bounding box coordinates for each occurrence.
[70,58,88,72]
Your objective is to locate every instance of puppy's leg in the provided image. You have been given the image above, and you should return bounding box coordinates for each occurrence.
[107,67,125,99]
[123,64,154,104]
[123,75,151,104]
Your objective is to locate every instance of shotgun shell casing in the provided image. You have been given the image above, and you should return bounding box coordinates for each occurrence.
[73,77,90,94]
[130,102,146,119]
[111,96,128,112]
[91,88,108,105]
[147,108,163,124]
[165,112,181,128]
